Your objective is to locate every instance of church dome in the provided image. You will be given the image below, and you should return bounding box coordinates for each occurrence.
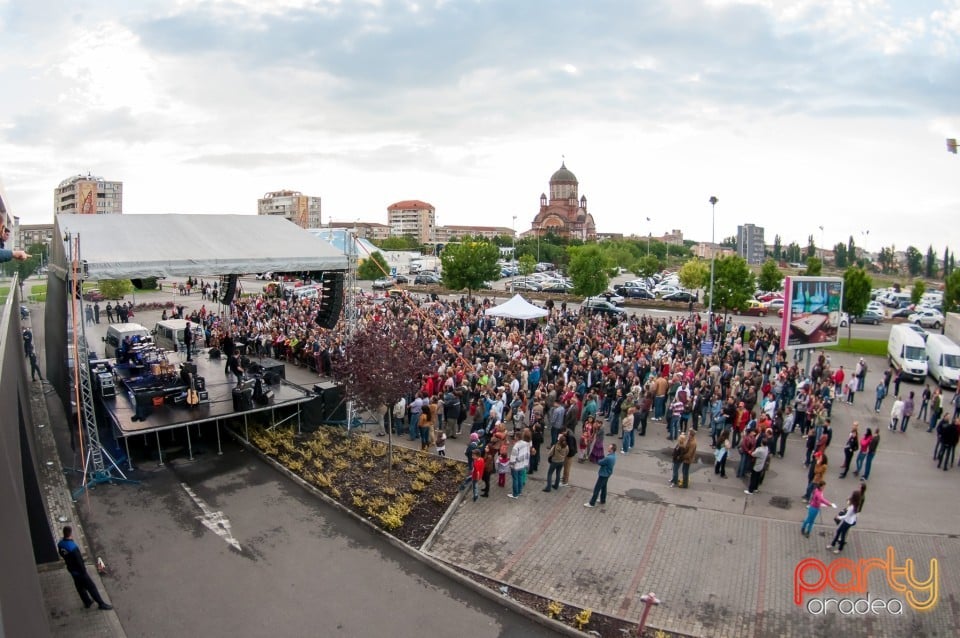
[550,162,577,184]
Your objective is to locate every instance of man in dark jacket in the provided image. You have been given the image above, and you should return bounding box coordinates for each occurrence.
[938,418,958,470]
[57,526,112,610]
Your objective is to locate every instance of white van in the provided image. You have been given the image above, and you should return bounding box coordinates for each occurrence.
[153,319,203,353]
[103,322,152,359]
[925,334,960,388]
[887,324,928,382]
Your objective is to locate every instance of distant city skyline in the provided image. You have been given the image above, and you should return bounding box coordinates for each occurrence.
[0,1,957,254]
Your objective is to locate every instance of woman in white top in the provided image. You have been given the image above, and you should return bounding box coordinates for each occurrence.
[827,485,866,554]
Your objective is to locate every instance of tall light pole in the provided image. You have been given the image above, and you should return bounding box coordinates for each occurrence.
[708,196,718,335]
[818,225,825,261]
[646,217,652,255]
[512,215,517,262]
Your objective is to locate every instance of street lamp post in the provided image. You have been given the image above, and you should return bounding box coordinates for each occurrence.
[818,225,825,261]
[512,215,517,262]
[646,217,652,255]
[708,196,718,335]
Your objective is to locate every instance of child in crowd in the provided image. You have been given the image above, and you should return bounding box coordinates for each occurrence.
[496,446,510,487]
[435,429,447,457]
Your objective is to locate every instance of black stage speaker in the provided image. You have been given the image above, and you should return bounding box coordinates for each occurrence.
[232,387,254,411]
[308,381,347,422]
[263,371,281,385]
[314,271,345,330]
[220,274,239,305]
[208,347,221,359]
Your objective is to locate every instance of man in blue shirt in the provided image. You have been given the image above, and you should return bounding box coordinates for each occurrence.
[56,526,112,610]
[584,444,618,508]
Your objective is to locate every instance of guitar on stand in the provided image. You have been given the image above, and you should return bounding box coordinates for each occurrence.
[186,372,200,408]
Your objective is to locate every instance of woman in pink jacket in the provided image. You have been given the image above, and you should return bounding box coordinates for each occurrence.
[800,480,836,537]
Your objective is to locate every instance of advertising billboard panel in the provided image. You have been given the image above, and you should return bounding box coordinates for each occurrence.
[779,276,844,351]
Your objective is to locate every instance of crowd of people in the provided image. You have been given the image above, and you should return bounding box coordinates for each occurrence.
[154,279,959,548]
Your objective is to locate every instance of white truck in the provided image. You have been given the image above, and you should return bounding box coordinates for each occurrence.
[887,324,928,382]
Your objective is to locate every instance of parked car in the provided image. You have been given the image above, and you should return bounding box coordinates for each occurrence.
[82,289,104,302]
[737,300,769,317]
[756,291,784,303]
[540,281,574,293]
[414,272,441,285]
[615,286,655,300]
[662,290,696,303]
[586,291,624,306]
[851,309,884,325]
[372,276,396,290]
[581,298,625,317]
[508,279,542,292]
[394,274,410,284]
[866,301,885,313]
[908,308,944,329]
[891,305,915,318]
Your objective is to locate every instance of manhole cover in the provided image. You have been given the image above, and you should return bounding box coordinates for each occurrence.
[625,489,662,502]
[769,496,792,509]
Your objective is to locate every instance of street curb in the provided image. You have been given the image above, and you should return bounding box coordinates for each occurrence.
[227,426,589,638]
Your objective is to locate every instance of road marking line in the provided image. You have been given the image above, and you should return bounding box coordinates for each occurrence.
[180,483,241,551]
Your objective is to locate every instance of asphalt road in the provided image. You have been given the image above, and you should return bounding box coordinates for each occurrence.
[69,443,557,638]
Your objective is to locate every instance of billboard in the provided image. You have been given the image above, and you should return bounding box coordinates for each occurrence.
[779,276,844,351]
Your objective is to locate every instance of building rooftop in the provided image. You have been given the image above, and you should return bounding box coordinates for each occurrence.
[387,200,434,211]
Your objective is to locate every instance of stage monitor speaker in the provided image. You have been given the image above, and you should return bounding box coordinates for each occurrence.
[306,381,347,423]
[208,348,221,359]
[220,274,239,305]
[314,271,345,330]
[233,387,254,411]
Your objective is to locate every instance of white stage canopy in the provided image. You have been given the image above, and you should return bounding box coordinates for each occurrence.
[484,294,549,320]
[52,214,347,281]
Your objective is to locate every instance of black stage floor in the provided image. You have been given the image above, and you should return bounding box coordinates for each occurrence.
[102,352,314,437]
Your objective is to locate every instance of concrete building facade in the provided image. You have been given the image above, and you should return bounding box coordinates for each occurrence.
[387,200,435,244]
[53,174,122,215]
[737,223,766,264]
[257,190,322,229]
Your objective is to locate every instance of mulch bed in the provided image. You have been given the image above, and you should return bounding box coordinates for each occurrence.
[246,425,462,547]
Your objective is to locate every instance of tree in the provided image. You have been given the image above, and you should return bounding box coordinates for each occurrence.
[910,279,925,305]
[944,270,960,314]
[720,236,737,251]
[440,241,501,296]
[877,246,896,273]
[633,254,661,279]
[706,255,755,316]
[772,235,782,260]
[833,242,847,269]
[330,316,432,477]
[757,258,784,293]
[785,242,802,263]
[804,257,822,276]
[842,266,872,341]
[567,244,610,297]
[945,247,951,280]
[677,258,709,291]
[925,245,936,279]
[847,236,856,262]
[905,246,923,276]
[806,235,816,259]
[517,254,536,277]
[100,279,133,300]
[357,251,389,280]
[375,235,421,251]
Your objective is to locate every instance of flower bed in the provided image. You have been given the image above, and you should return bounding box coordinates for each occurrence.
[248,425,463,546]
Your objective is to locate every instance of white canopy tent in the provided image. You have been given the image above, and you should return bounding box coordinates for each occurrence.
[484,294,548,320]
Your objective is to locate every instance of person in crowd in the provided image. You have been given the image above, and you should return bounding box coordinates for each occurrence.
[744,432,769,495]
[862,431,880,481]
[900,390,915,432]
[680,429,698,489]
[853,428,872,477]
[542,433,569,492]
[827,485,866,553]
[669,433,687,488]
[507,430,531,499]
[839,423,859,479]
[936,417,958,471]
[803,453,829,501]
[584,443,618,508]
[888,394,904,432]
[714,429,731,478]
[469,449,484,502]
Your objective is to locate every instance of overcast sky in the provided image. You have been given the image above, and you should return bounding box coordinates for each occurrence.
[1,0,958,255]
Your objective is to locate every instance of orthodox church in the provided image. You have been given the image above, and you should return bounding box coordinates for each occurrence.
[530,161,596,241]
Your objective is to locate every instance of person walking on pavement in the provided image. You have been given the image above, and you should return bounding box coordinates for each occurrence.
[827,485,866,554]
[507,430,531,499]
[937,418,958,470]
[900,391,915,432]
[714,429,731,478]
[669,433,687,487]
[105,302,114,323]
[800,481,837,537]
[853,428,872,477]
[584,443,618,508]
[57,526,113,610]
[93,301,101,324]
[874,380,886,413]
[680,429,698,488]
[862,431,880,481]
[561,424,577,486]
[888,395,904,432]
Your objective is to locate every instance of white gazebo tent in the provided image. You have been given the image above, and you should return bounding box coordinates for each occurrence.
[484,294,549,320]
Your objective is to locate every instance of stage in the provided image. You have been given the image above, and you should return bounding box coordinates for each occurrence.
[99,350,317,466]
